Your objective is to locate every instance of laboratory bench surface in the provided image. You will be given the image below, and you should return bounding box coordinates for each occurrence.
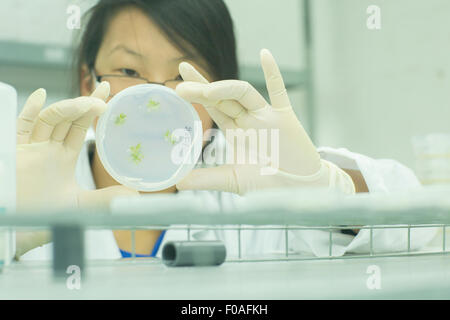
[1,254,450,299]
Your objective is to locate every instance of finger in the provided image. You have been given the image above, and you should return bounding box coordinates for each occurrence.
[260,48,291,109]
[64,99,107,153]
[51,81,110,142]
[90,81,110,101]
[61,82,110,148]
[179,62,209,84]
[50,121,73,142]
[177,64,244,127]
[30,97,101,143]
[176,165,241,194]
[180,81,247,119]
[215,99,247,120]
[176,82,236,128]
[204,80,268,112]
[176,81,213,106]
[204,105,238,130]
[17,88,47,144]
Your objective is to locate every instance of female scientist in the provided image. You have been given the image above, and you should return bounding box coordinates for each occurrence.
[15,0,422,260]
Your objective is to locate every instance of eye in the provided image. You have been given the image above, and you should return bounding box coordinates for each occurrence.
[120,68,140,78]
[174,74,183,81]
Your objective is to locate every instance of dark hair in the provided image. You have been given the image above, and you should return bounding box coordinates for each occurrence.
[74,0,238,92]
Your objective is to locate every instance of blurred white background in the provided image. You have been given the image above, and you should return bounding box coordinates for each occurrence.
[1,0,449,172]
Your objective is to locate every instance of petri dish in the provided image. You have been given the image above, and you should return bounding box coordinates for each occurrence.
[96,84,203,192]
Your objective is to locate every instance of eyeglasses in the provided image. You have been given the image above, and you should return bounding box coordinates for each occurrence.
[92,70,183,97]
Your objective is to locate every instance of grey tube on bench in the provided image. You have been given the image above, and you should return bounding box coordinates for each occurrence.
[162,241,226,267]
[52,224,85,279]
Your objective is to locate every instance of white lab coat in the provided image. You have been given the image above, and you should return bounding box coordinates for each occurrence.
[21,130,436,260]
[158,146,438,259]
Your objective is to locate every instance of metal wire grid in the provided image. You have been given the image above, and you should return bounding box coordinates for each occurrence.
[73,223,450,263]
[2,199,450,263]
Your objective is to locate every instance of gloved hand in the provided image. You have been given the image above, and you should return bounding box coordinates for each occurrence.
[175,49,355,196]
[15,82,138,258]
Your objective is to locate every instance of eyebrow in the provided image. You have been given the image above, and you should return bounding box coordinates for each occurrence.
[169,55,196,64]
[108,46,198,68]
[108,45,144,58]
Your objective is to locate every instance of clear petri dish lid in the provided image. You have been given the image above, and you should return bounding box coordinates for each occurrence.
[95,84,203,192]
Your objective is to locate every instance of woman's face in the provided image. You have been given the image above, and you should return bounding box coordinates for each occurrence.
[80,6,214,132]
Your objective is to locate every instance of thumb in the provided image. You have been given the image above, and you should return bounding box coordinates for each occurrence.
[78,186,139,211]
[176,165,241,195]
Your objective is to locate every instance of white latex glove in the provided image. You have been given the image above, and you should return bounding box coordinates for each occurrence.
[15,82,138,258]
[175,49,355,196]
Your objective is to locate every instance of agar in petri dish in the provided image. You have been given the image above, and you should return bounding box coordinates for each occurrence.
[96,84,203,192]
